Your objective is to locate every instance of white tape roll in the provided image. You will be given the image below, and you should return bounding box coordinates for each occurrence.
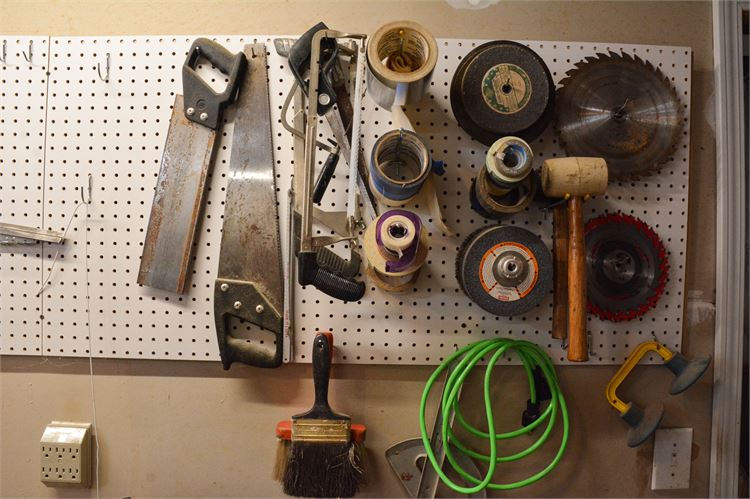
[379,214,417,254]
[366,20,438,109]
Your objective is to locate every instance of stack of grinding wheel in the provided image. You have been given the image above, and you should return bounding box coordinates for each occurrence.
[450,41,555,144]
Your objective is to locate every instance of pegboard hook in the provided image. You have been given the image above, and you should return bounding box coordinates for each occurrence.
[97,53,110,83]
[80,173,93,204]
[21,40,32,65]
[0,40,7,66]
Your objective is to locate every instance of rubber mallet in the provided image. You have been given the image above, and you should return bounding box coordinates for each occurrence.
[541,157,608,361]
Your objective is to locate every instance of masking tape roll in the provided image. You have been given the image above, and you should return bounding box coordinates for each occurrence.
[379,214,416,254]
[364,210,429,293]
[366,20,438,109]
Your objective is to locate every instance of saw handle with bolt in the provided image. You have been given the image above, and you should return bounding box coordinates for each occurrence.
[541,157,608,361]
[215,279,283,369]
[182,38,247,130]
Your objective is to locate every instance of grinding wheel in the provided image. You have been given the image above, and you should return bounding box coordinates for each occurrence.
[450,41,554,145]
[456,226,552,316]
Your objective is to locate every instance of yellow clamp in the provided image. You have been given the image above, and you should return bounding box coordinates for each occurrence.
[605,341,674,414]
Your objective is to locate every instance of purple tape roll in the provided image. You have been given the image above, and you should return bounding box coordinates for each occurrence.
[375,210,422,273]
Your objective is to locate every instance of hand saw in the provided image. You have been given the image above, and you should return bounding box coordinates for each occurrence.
[214,44,284,369]
[138,38,246,294]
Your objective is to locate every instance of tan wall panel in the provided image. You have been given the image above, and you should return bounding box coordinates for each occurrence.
[0,1,715,497]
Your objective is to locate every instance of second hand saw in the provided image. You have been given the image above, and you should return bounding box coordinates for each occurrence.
[214,44,284,369]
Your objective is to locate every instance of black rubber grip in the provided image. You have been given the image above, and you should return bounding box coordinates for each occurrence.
[298,251,365,302]
[182,38,247,130]
[312,150,340,204]
[188,38,238,75]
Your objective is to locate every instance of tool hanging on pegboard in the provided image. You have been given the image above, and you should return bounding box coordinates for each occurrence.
[605,340,711,447]
[470,136,537,219]
[274,333,367,498]
[585,213,669,322]
[295,28,367,302]
[363,209,429,293]
[456,225,552,317]
[541,157,608,362]
[213,44,284,369]
[138,38,246,294]
[369,129,433,205]
[555,52,684,179]
[289,22,378,221]
[450,41,554,145]
[0,223,63,245]
[366,20,438,124]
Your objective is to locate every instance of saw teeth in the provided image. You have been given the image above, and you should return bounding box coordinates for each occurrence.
[584,213,668,322]
[554,49,685,180]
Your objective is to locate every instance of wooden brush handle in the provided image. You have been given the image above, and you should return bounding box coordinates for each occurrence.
[567,196,588,362]
[552,204,568,340]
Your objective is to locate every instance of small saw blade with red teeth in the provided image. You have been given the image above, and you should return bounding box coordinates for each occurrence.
[585,213,668,322]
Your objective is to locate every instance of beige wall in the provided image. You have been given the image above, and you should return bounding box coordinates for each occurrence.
[0,1,716,497]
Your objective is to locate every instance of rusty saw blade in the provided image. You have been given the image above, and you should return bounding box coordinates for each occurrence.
[138,38,246,293]
[137,95,218,293]
[214,44,284,369]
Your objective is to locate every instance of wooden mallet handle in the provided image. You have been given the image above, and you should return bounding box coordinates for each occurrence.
[567,196,588,361]
[551,204,568,340]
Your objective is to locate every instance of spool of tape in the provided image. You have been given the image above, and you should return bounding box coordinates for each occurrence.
[369,129,432,205]
[379,214,416,255]
[471,167,538,219]
[364,209,429,292]
[486,136,534,186]
[366,20,438,109]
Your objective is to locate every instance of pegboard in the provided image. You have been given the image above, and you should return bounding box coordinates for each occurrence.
[0,36,49,355]
[0,35,691,365]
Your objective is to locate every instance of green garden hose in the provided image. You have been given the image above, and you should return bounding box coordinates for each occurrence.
[419,339,569,493]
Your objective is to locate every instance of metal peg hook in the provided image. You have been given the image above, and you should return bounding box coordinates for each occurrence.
[21,40,32,65]
[97,53,110,82]
[80,173,93,204]
[0,40,7,66]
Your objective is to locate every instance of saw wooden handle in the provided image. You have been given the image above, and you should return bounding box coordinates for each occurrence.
[552,204,568,340]
[567,196,588,362]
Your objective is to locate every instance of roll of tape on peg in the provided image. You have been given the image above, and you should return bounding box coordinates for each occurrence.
[369,129,432,205]
[470,136,538,219]
[364,209,429,292]
[366,20,438,109]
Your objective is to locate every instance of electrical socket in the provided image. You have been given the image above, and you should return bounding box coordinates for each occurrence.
[651,427,693,490]
[40,422,92,487]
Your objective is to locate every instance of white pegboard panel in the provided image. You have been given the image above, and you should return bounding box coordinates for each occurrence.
[0,36,50,355]
[1,35,691,365]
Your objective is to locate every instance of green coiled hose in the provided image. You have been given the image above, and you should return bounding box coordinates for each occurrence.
[419,339,569,493]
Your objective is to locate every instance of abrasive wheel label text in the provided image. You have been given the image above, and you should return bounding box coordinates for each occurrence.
[482,63,532,115]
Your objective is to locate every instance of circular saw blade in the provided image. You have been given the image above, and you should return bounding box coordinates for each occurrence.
[585,214,668,322]
[556,52,684,179]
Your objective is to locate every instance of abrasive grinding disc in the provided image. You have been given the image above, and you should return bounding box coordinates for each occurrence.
[456,225,552,316]
[450,41,555,145]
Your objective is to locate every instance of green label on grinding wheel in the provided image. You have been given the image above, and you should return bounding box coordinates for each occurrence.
[482,63,532,115]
